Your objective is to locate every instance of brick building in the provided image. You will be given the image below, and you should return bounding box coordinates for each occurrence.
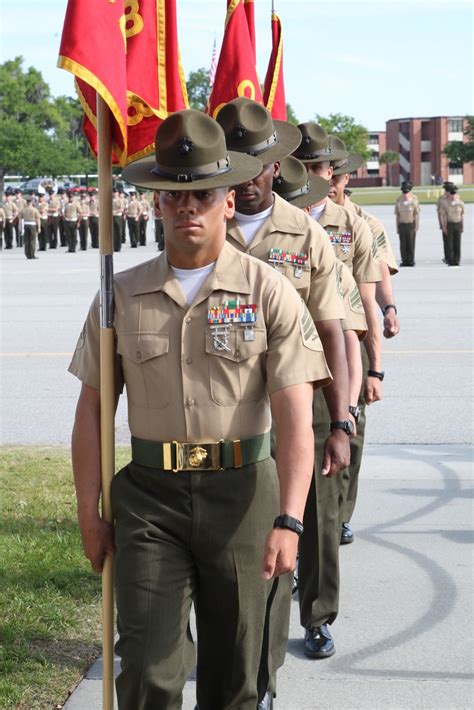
[353,116,473,187]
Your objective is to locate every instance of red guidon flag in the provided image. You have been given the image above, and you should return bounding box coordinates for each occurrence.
[263,6,287,120]
[58,0,189,166]
[207,0,263,119]
[244,0,256,62]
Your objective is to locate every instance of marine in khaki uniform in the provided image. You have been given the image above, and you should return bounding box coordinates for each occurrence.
[63,193,81,252]
[439,184,464,266]
[125,190,141,247]
[138,193,150,245]
[292,122,382,659]
[119,190,127,243]
[217,102,351,701]
[88,189,99,248]
[328,137,401,542]
[272,155,369,659]
[112,188,123,252]
[70,109,329,710]
[78,191,90,250]
[14,189,26,247]
[3,194,17,249]
[394,180,420,266]
[47,191,62,249]
[154,193,165,250]
[19,196,41,259]
[36,194,49,251]
[437,181,454,263]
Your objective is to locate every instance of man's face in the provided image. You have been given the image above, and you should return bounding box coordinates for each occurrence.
[305,161,333,181]
[328,173,349,204]
[233,162,279,215]
[156,187,235,256]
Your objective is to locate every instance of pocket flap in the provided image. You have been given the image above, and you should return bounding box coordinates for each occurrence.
[117,332,169,363]
[205,328,267,362]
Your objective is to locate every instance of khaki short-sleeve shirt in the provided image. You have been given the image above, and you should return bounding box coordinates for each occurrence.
[345,198,399,275]
[441,199,464,223]
[336,260,367,340]
[226,194,345,323]
[317,198,381,284]
[69,242,332,442]
[395,195,419,224]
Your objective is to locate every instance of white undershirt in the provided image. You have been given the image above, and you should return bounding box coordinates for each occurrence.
[170,262,215,305]
[308,203,326,222]
[234,204,274,245]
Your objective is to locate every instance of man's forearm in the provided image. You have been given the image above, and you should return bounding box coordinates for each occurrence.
[316,319,349,421]
[71,384,102,522]
[375,261,395,311]
[271,383,314,521]
[359,281,382,371]
[344,330,363,404]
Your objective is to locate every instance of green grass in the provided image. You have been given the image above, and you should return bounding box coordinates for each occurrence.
[350,185,474,205]
[0,446,130,709]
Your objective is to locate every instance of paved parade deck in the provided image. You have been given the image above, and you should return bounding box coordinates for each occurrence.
[1,204,473,708]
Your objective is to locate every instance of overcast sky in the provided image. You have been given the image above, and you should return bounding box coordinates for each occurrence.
[2,0,473,130]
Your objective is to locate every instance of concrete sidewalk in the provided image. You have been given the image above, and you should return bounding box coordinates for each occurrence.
[63,443,474,710]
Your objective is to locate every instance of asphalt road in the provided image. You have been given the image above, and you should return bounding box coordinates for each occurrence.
[1,204,472,445]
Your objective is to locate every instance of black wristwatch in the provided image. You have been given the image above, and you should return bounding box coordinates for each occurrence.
[382,304,397,316]
[330,420,354,436]
[349,405,361,423]
[273,514,304,536]
[367,369,385,381]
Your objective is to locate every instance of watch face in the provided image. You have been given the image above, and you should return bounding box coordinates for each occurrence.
[346,420,354,434]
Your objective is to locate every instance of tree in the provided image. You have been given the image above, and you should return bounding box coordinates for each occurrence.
[0,57,95,194]
[315,113,370,159]
[186,67,211,111]
[286,103,298,125]
[379,150,399,187]
[443,116,474,164]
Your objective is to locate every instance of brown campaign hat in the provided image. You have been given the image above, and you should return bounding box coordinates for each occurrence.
[293,122,348,163]
[330,136,364,175]
[272,156,329,208]
[123,109,262,191]
[216,97,302,163]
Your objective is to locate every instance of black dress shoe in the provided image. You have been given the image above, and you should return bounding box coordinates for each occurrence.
[340,521,354,545]
[304,624,335,659]
[257,690,274,709]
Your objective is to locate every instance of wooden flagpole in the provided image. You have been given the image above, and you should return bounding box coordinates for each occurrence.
[97,94,115,710]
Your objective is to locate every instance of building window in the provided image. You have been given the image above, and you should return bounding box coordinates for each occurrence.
[367,169,379,177]
[421,122,431,140]
[368,135,379,144]
[421,152,431,161]
[448,118,463,133]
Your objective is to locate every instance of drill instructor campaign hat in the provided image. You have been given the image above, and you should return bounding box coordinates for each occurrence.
[216,97,302,163]
[330,136,364,175]
[272,156,329,208]
[293,122,348,163]
[123,109,262,191]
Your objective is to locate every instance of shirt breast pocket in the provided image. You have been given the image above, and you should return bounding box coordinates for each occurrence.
[205,328,267,405]
[334,243,353,264]
[281,263,311,290]
[116,332,170,409]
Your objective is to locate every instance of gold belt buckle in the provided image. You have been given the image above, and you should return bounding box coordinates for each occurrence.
[164,441,223,472]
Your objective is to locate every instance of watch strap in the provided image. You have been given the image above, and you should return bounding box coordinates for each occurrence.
[273,514,304,536]
[367,369,385,381]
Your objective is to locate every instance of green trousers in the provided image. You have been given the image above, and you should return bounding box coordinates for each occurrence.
[341,345,369,523]
[297,388,344,629]
[111,458,284,710]
[23,225,37,259]
[446,222,462,265]
[398,223,416,265]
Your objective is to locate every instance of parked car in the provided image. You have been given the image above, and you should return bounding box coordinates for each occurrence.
[19,177,57,193]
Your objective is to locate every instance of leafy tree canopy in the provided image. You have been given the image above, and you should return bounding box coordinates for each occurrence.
[186,67,211,112]
[315,113,370,159]
[0,57,95,192]
[443,116,474,164]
